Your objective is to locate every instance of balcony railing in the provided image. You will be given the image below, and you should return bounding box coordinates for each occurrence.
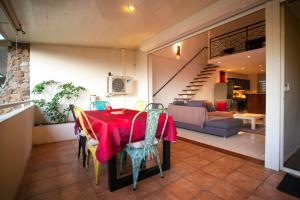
[210,20,265,58]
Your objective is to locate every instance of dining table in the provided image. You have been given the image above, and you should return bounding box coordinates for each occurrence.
[75,108,177,191]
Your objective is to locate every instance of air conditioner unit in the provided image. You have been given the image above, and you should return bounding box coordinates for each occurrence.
[107,75,133,95]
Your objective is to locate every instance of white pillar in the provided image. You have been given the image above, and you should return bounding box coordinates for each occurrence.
[265,0,282,171]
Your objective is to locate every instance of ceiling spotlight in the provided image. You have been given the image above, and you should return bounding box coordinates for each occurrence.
[241,67,245,70]
[261,69,264,72]
[124,4,135,13]
[247,55,251,58]
[176,46,181,59]
[218,61,221,64]
[259,64,262,67]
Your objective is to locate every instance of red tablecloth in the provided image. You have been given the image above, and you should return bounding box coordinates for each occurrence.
[76,109,177,164]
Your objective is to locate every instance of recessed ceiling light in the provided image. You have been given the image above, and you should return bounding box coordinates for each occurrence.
[261,69,264,72]
[241,67,245,70]
[247,55,251,58]
[259,64,262,67]
[124,4,135,13]
[227,69,231,71]
[0,33,5,40]
[217,61,221,64]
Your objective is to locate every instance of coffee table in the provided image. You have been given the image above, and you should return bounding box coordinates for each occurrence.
[233,113,265,130]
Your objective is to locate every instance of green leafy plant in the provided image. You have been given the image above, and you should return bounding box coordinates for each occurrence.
[32,80,86,124]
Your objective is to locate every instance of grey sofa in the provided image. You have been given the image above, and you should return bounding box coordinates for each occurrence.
[168,101,242,138]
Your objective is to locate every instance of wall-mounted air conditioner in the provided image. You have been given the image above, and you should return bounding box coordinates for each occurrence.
[107,75,133,95]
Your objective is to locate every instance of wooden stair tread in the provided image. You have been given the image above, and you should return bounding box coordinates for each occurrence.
[201,69,216,73]
[197,73,213,76]
[187,85,203,87]
[194,77,210,79]
[183,89,199,91]
[204,65,219,69]
[178,93,196,95]
[190,81,206,83]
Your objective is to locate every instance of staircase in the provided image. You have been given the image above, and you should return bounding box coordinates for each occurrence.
[174,64,219,101]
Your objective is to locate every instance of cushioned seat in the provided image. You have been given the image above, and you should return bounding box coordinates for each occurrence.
[203,118,242,138]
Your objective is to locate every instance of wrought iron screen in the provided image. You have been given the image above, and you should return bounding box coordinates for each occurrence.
[210,21,265,58]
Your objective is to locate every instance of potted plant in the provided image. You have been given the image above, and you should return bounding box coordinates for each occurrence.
[32,80,86,144]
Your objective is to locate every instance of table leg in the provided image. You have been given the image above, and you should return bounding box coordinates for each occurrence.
[107,140,171,191]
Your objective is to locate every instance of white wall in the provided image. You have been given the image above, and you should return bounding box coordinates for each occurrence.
[135,49,149,104]
[193,68,219,102]
[0,105,34,200]
[30,44,141,111]
[283,4,300,161]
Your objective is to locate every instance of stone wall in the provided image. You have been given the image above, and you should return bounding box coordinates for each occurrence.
[0,44,30,114]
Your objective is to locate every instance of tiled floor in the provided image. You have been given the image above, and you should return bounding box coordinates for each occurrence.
[16,139,297,200]
[177,128,265,160]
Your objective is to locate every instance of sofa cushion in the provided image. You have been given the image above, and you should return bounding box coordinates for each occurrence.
[216,101,227,111]
[215,99,231,111]
[205,118,242,129]
[205,102,215,112]
[173,101,186,106]
[187,100,205,107]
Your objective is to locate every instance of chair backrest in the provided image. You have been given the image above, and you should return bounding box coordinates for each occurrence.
[69,104,77,121]
[129,108,168,155]
[145,103,164,110]
[74,106,98,141]
[95,101,111,110]
[134,100,146,111]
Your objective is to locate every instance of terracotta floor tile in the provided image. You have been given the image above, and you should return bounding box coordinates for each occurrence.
[141,188,179,200]
[98,186,136,200]
[209,181,251,200]
[165,178,201,200]
[170,161,197,177]
[28,189,60,200]
[237,162,271,181]
[184,169,219,190]
[247,195,264,200]
[182,156,211,169]
[197,150,225,162]
[24,176,59,198]
[60,181,98,200]
[194,191,222,200]
[225,171,262,192]
[265,172,285,186]
[132,178,162,199]
[26,166,57,183]
[58,170,89,187]
[255,182,298,200]
[152,170,181,186]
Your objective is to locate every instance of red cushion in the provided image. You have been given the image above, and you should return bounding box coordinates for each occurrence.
[216,102,227,111]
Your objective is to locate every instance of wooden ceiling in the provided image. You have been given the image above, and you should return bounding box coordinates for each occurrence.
[2,0,217,48]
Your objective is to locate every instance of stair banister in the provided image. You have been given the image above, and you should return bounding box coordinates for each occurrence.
[153,46,208,97]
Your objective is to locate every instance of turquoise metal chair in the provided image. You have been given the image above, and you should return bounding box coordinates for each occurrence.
[95,101,111,110]
[120,107,168,190]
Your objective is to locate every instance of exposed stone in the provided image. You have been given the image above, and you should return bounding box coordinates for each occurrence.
[0,45,30,114]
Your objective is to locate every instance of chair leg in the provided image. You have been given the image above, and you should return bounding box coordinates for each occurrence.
[131,157,143,191]
[86,151,90,171]
[155,151,164,178]
[94,158,100,185]
[78,137,81,160]
[119,151,126,175]
[81,136,87,168]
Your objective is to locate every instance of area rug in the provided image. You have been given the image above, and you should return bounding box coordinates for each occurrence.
[277,173,300,198]
[241,124,265,135]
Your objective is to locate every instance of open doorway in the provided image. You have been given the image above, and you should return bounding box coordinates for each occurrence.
[150,10,266,161]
